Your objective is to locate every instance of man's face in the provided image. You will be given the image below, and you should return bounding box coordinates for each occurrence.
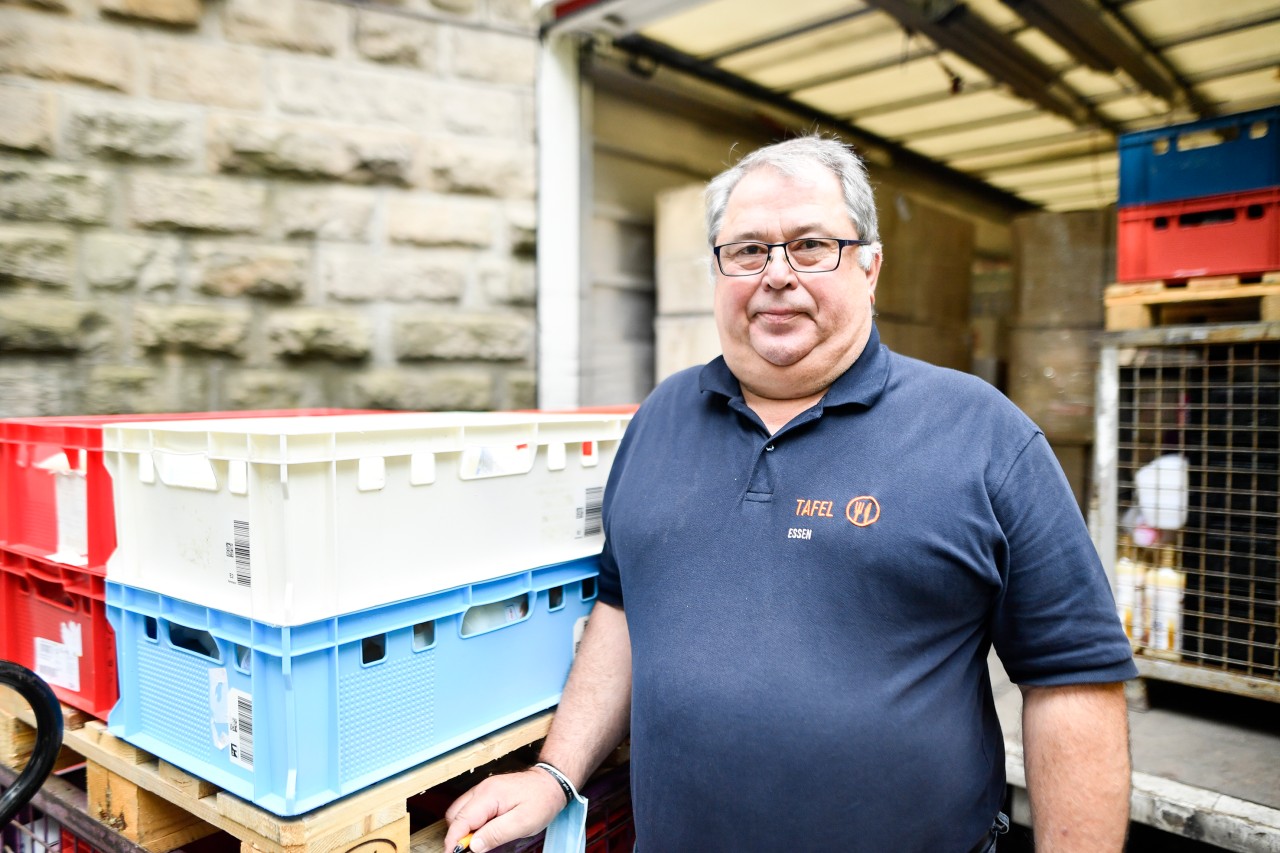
[713,165,880,401]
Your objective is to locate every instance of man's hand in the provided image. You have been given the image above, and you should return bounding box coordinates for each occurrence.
[442,602,632,852]
[443,767,566,853]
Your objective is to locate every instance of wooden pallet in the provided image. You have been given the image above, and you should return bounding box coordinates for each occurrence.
[1105,271,1280,330]
[0,685,93,775]
[0,687,553,853]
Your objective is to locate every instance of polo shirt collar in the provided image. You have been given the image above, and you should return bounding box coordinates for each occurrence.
[698,321,890,411]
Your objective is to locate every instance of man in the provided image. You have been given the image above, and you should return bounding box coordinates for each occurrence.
[444,135,1137,852]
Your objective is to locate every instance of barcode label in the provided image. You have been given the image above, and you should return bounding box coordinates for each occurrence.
[233,520,251,587]
[229,689,253,770]
[577,487,604,539]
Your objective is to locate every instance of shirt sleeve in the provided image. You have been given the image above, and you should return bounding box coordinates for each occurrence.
[596,406,645,610]
[597,530,623,609]
[990,432,1139,686]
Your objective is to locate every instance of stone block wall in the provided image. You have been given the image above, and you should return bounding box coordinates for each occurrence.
[0,0,538,417]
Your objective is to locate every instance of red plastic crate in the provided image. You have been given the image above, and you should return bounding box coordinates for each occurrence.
[0,409,377,574]
[1117,186,1280,282]
[60,827,101,853]
[0,548,115,719]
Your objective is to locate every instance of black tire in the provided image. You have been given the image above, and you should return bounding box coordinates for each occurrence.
[0,661,64,828]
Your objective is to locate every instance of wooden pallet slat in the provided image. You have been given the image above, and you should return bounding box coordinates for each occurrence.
[87,762,219,851]
[0,685,91,774]
[1105,272,1280,330]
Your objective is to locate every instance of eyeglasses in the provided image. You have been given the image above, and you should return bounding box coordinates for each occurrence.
[713,237,871,276]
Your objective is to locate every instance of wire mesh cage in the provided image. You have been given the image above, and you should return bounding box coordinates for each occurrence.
[1,802,69,853]
[1096,323,1279,700]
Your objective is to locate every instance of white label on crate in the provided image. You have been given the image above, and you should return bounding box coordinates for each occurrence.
[34,637,80,692]
[228,688,254,770]
[35,452,89,565]
[53,470,89,565]
[61,621,83,657]
[575,486,603,539]
[209,670,230,749]
[227,520,251,587]
[572,616,588,658]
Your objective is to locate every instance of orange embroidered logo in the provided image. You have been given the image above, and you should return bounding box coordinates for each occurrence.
[845,496,881,527]
[794,499,835,518]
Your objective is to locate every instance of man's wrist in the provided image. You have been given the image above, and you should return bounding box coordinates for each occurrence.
[533,761,578,806]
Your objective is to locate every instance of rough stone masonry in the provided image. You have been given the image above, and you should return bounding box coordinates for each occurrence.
[0,0,539,416]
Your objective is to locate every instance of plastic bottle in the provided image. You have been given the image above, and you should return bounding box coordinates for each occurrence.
[1114,535,1143,647]
[1145,545,1185,661]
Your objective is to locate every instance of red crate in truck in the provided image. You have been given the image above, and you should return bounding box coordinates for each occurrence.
[1116,187,1280,283]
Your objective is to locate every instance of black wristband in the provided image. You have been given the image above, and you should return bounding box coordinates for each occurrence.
[534,761,577,805]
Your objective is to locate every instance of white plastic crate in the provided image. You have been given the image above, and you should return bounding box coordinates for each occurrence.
[103,411,629,625]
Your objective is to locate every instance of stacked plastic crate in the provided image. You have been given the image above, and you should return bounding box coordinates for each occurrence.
[0,410,364,720]
[1116,105,1280,284]
[95,410,631,816]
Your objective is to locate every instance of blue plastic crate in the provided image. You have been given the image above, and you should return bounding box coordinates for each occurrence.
[106,557,599,816]
[1118,106,1280,206]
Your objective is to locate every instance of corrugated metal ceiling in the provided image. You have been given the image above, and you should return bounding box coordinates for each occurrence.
[548,0,1280,211]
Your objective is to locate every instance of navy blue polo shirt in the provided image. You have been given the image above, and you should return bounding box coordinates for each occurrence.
[597,324,1137,852]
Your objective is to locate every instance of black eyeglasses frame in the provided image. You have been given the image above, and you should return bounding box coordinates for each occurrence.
[712,237,872,276]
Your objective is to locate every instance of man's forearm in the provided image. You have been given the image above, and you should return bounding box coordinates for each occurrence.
[537,601,632,788]
[1021,681,1131,852]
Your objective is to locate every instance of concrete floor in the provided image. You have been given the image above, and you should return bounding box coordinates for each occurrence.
[990,653,1280,851]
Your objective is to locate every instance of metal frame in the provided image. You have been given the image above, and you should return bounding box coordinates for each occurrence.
[0,764,149,853]
[1095,322,1280,702]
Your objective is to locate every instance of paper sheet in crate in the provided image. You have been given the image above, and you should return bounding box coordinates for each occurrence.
[106,558,599,816]
[102,411,630,625]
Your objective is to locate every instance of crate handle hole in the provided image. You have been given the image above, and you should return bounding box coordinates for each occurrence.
[234,644,251,672]
[1154,216,1169,230]
[168,623,221,662]
[30,576,76,610]
[1246,204,1265,220]
[362,634,387,664]
[1178,208,1235,228]
[459,444,535,480]
[461,593,530,637]
[1177,126,1236,151]
[152,452,218,492]
[549,586,564,610]
[144,616,158,641]
[412,621,435,650]
[581,577,597,601]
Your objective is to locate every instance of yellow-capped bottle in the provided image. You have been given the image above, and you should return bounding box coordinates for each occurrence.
[1114,535,1143,647]
[1146,545,1185,661]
